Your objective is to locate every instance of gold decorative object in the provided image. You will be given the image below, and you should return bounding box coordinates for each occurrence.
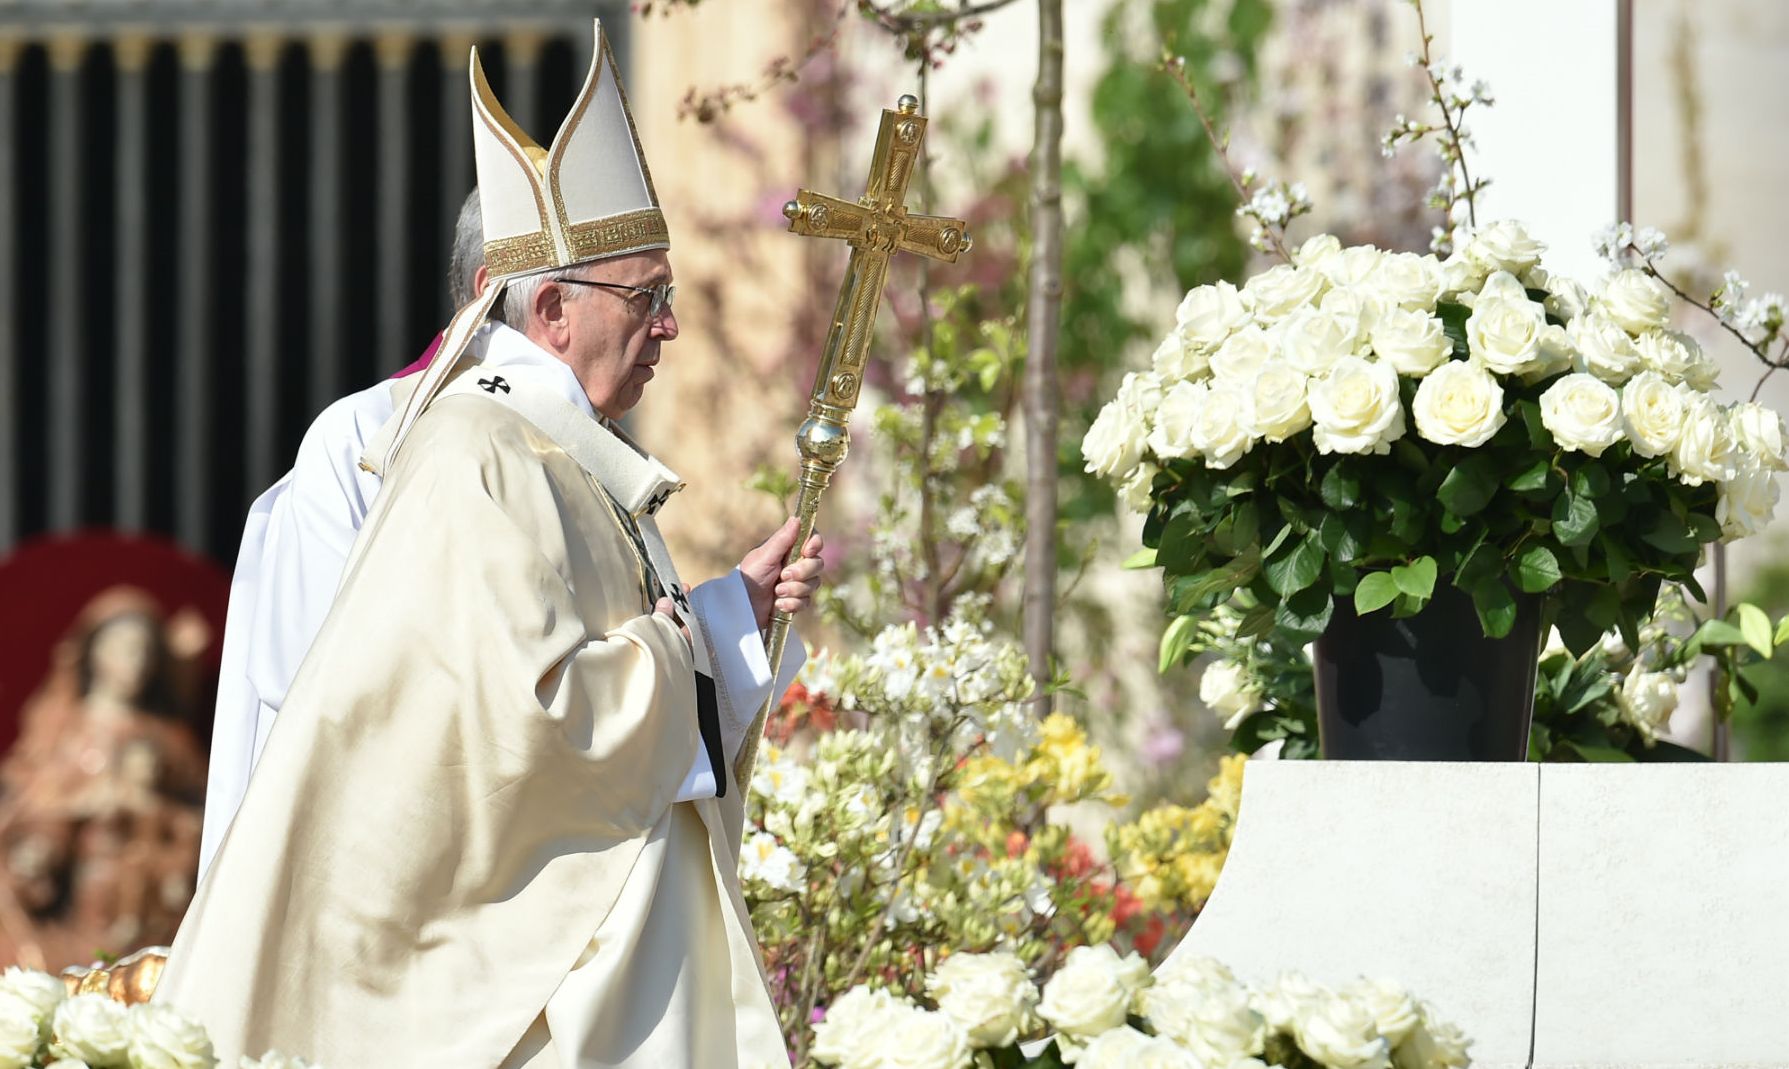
[60,945,169,1005]
[735,94,971,787]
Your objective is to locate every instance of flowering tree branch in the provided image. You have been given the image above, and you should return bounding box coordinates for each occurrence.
[1381,0,1493,253]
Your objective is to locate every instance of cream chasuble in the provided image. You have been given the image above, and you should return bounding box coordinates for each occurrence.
[155,361,786,1068]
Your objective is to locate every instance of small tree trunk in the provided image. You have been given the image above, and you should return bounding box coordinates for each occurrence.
[1023,0,1065,714]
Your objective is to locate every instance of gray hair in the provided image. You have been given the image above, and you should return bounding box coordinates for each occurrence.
[448,188,495,317]
[503,264,592,331]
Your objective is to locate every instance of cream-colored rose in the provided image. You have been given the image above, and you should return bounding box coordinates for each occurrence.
[1632,328,1711,387]
[1438,253,1487,299]
[1321,285,1389,336]
[1346,980,1423,1048]
[1295,233,1343,270]
[1465,219,1546,275]
[1176,280,1252,351]
[1278,309,1361,376]
[1147,380,1206,461]
[1076,1027,1203,1069]
[0,966,64,1034]
[872,1007,973,1069]
[1250,363,1313,442]
[1600,268,1672,334]
[1475,269,1531,306]
[1411,362,1505,448]
[1569,309,1642,383]
[1145,983,1266,1066]
[49,994,129,1066]
[1394,1009,1472,1069]
[1718,464,1780,541]
[1618,666,1679,743]
[0,1005,38,1069]
[1036,945,1151,1040]
[1243,263,1327,322]
[1318,245,1385,289]
[1200,659,1264,731]
[1116,368,1165,423]
[1309,357,1406,455]
[1118,463,1159,514]
[1731,402,1789,471]
[1539,373,1623,457]
[1184,381,1256,469]
[1466,296,1547,376]
[927,951,1039,1049]
[1296,994,1394,1069]
[1527,323,1577,383]
[1369,308,1452,376]
[1082,400,1142,479]
[1673,394,1741,486]
[1370,252,1444,312]
[125,1004,217,1069]
[1209,324,1274,383]
[1544,276,1592,324]
[1151,328,1211,383]
[1619,371,1687,458]
[812,987,912,1067]
[1255,972,1325,1034]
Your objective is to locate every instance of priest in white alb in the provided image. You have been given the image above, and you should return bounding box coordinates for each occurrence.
[156,22,816,1068]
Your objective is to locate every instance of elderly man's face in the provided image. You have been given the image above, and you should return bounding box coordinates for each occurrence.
[557,250,679,419]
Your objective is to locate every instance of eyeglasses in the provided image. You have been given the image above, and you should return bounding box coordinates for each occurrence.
[556,278,676,321]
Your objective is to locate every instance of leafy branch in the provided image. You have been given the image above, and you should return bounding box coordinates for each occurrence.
[1159,52,1299,262]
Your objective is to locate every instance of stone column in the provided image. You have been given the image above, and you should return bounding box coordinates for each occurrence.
[438,30,474,321]
[244,32,282,496]
[46,34,85,532]
[112,32,153,530]
[505,29,545,134]
[177,32,216,549]
[308,30,348,413]
[375,32,412,371]
[0,37,19,550]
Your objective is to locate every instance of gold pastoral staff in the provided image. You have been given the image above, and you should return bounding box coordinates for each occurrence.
[735,94,971,788]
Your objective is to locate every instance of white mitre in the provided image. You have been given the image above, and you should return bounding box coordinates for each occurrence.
[365,18,665,475]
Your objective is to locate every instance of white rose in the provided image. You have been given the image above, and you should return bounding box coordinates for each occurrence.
[1673,394,1741,485]
[239,1054,319,1069]
[1318,245,1385,289]
[0,966,65,1033]
[927,951,1038,1049]
[1569,309,1642,383]
[1466,296,1548,376]
[1393,1008,1472,1069]
[1632,328,1712,388]
[1618,666,1679,743]
[1718,464,1779,541]
[1731,402,1789,471]
[1368,308,1452,377]
[1146,380,1204,461]
[1082,397,1145,479]
[1144,982,1266,1065]
[1309,357,1406,455]
[812,987,912,1067]
[1118,463,1159,515]
[1200,659,1264,730]
[1036,945,1150,1040]
[1411,361,1505,448]
[874,1007,973,1069]
[1278,310,1361,376]
[1295,233,1343,270]
[1528,323,1578,382]
[1600,268,1672,334]
[1077,1027,1203,1069]
[1175,281,1251,350]
[1150,329,1211,383]
[1209,324,1274,383]
[1370,252,1444,312]
[0,1005,38,1069]
[1619,371,1687,458]
[1295,993,1393,1069]
[1321,285,1389,337]
[1185,381,1256,470]
[44,1061,91,1069]
[125,1004,217,1069]
[1254,972,1325,1034]
[1544,276,1592,324]
[1438,253,1487,299]
[1539,373,1623,457]
[1465,219,1546,275]
[50,994,129,1066]
[1243,263,1327,322]
[1153,955,1236,992]
[1250,363,1312,442]
[1346,980,1422,1048]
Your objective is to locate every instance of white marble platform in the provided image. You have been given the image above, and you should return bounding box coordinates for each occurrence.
[1164,761,1789,1068]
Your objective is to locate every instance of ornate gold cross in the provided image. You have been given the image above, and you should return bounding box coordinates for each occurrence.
[735,94,971,786]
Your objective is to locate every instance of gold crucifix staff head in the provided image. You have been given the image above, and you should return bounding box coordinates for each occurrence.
[734,95,972,788]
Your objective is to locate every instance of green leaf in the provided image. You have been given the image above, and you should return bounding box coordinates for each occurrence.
[1690,619,1749,650]
[1600,534,1632,585]
[1509,459,1552,493]
[1235,602,1277,639]
[1640,513,1698,555]
[1551,492,1601,546]
[1264,531,1326,598]
[1738,603,1775,659]
[1275,585,1335,642]
[1354,572,1402,614]
[1121,547,1158,570]
[1570,462,1611,499]
[1515,545,1563,594]
[1435,301,1470,359]
[1320,464,1361,510]
[1318,511,1367,564]
[1518,399,1551,450]
[1391,555,1439,598]
[1564,739,1637,763]
[1158,615,1199,674]
[1469,577,1519,638]
[1437,455,1499,517]
[1774,614,1789,648]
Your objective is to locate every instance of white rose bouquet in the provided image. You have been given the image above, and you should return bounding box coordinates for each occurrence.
[1088,223,1787,682]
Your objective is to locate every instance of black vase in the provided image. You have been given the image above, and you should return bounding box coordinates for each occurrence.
[1313,582,1544,760]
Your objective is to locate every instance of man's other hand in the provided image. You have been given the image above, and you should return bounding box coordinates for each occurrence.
[654,597,692,652]
[739,517,825,631]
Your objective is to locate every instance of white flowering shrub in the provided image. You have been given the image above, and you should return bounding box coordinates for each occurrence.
[812,948,1471,1069]
[0,967,317,1069]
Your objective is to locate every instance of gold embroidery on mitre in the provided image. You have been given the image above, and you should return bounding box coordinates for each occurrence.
[565,209,670,263]
[485,232,556,277]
